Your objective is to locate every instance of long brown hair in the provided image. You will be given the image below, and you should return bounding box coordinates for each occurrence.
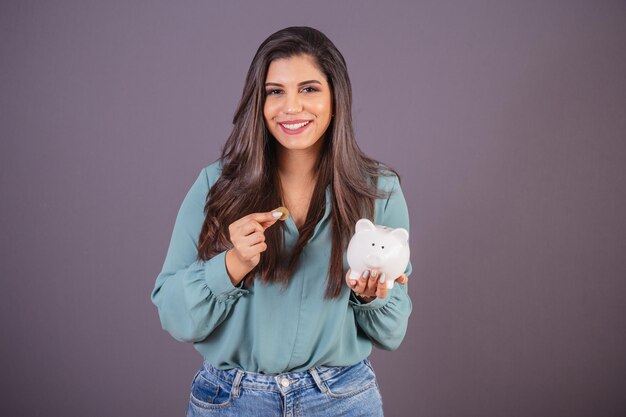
[197,26,396,298]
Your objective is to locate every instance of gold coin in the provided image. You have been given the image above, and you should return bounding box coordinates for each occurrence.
[273,206,290,221]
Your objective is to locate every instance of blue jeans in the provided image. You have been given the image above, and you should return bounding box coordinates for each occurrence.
[186,359,384,417]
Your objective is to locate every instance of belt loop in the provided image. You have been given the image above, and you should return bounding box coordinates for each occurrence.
[231,369,244,398]
[309,367,328,393]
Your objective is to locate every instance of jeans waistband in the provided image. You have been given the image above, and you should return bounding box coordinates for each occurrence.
[202,359,370,395]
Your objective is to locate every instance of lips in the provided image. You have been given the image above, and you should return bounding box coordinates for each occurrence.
[277,119,312,135]
[281,120,310,130]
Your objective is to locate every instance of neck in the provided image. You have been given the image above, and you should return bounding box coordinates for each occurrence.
[277,144,321,183]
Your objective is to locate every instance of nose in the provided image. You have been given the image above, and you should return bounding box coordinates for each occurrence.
[284,92,302,114]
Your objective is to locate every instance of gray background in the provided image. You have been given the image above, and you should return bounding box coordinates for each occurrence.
[1,1,625,416]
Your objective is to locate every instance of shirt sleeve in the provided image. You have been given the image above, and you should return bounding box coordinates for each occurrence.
[349,175,413,351]
[150,167,248,343]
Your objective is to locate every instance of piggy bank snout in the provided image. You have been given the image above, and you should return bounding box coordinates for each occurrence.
[365,253,382,267]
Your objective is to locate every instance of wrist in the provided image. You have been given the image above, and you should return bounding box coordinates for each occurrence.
[353,291,376,303]
[225,249,252,286]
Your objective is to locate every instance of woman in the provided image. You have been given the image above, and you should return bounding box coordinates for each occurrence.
[151,26,412,417]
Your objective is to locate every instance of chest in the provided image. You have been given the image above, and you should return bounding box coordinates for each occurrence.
[281,184,315,229]
[282,193,311,228]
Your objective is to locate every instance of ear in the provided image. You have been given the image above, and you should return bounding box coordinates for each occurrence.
[391,228,409,242]
[355,219,376,233]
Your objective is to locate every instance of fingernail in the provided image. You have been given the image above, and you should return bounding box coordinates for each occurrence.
[380,273,386,283]
[350,279,357,286]
[363,270,370,279]
[371,270,377,278]
[273,207,289,220]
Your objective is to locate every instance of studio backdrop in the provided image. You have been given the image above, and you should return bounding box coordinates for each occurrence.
[1,1,625,416]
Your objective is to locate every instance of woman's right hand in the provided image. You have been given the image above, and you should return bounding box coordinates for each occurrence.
[225,211,281,285]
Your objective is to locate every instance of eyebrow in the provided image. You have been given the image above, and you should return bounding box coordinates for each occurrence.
[264,80,323,87]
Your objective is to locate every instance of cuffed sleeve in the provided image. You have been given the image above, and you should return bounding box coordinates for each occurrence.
[151,167,246,343]
[350,175,413,350]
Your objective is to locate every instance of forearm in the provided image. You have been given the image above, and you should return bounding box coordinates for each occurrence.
[152,253,248,342]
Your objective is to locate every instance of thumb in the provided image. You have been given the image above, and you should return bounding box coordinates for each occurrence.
[257,210,283,230]
[395,274,409,285]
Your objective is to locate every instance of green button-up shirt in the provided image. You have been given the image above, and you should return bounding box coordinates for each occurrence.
[151,161,412,374]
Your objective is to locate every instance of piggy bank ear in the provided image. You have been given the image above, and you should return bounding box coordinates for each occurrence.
[355,219,376,233]
[391,228,409,242]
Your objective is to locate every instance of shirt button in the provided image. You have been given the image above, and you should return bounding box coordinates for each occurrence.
[280,377,290,387]
[228,295,233,299]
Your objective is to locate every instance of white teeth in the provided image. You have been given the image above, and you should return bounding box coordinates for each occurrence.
[281,121,310,130]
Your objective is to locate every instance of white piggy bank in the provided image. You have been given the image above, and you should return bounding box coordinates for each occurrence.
[347,219,410,289]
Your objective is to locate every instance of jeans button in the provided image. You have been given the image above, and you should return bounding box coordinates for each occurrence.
[280,377,290,387]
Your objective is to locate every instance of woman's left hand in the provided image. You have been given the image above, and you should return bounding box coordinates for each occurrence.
[346,269,409,301]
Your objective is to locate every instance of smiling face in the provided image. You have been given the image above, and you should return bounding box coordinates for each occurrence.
[263,54,333,153]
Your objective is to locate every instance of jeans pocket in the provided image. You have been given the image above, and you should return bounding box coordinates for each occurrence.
[189,367,233,409]
[323,361,378,399]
